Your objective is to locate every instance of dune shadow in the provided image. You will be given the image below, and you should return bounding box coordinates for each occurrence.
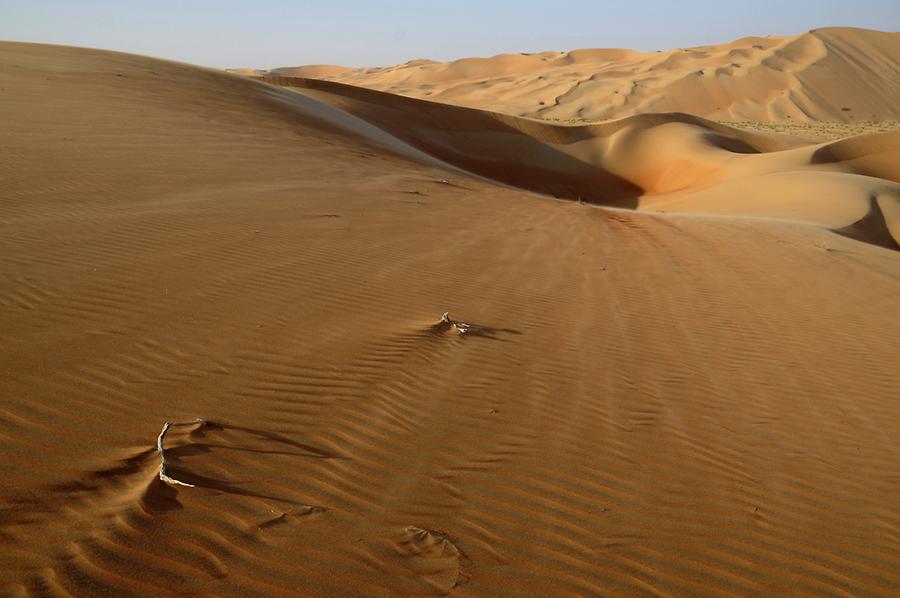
[265,77,644,208]
[702,132,761,154]
[832,194,900,250]
[810,143,839,164]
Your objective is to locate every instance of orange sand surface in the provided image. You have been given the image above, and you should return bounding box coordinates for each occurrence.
[1,40,900,596]
[271,27,900,125]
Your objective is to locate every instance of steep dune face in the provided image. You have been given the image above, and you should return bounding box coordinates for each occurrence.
[272,27,900,123]
[265,77,781,200]
[2,41,900,597]
[267,76,900,245]
[791,28,900,121]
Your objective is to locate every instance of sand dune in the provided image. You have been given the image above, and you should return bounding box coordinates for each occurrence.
[2,40,900,597]
[268,64,354,78]
[269,27,900,124]
[265,76,900,246]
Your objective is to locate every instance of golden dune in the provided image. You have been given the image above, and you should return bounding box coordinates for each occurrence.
[1,38,899,596]
[274,27,900,124]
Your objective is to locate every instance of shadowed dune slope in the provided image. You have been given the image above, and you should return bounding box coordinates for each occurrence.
[267,76,900,246]
[271,27,900,123]
[2,41,900,596]
[269,64,354,78]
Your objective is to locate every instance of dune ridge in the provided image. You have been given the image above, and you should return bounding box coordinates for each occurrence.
[265,27,900,124]
[1,40,900,596]
[265,76,900,245]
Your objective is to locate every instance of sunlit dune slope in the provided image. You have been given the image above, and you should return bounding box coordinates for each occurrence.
[270,27,900,123]
[2,41,900,597]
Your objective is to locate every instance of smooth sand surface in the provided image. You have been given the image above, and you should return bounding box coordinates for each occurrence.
[270,27,900,124]
[2,41,900,596]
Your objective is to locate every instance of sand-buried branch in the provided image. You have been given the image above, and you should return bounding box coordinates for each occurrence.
[157,418,207,487]
[441,312,471,334]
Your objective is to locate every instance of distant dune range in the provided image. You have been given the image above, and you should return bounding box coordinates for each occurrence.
[1,38,900,596]
[263,27,900,124]
[263,76,900,247]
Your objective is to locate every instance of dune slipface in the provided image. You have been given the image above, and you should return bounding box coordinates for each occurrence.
[1,41,900,597]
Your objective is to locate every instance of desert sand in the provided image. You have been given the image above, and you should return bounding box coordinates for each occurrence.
[270,27,900,127]
[1,36,900,597]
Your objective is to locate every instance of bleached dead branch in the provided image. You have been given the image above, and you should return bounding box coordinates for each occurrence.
[440,312,471,334]
[157,418,207,487]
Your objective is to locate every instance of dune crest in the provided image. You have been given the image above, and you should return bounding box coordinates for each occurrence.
[262,75,900,246]
[267,27,900,124]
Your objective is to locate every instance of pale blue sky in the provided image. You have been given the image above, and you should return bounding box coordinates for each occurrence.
[1,1,898,68]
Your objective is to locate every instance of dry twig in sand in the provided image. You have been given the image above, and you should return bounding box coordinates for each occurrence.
[157,418,207,487]
[441,312,472,334]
